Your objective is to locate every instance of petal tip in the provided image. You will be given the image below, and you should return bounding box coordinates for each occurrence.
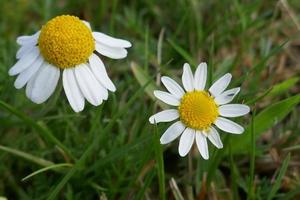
[149,116,155,124]
[179,151,187,157]
[160,138,167,145]
[203,155,209,160]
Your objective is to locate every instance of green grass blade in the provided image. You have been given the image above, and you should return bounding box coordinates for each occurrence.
[231,94,300,154]
[46,107,103,200]
[0,145,54,167]
[0,101,75,161]
[153,124,166,200]
[229,139,239,200]
[22,163,73,181]
[130,62,157,100]
[135,170,155,200]
[46,82,151,200]
[246,88,272,105]
[247,111,256,200]
[283,145,300,151]
[167,39,196,66]
[267,153,290,200]
[269,77,299,97]
[207,135,229,186]
[131,62,167,109]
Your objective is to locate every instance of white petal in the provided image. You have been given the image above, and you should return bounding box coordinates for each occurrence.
[25,70,37,99]
[27,63,60,104]
[95,43,127,59]
[214,117,244,134]
[160,121,185,144]
[16,44,35,59]
[149,109,179,124]
[16,31,40,46]
[9,47,39,76]
[82,20,91,30]
[63,68,85,112]
[178,128,195,157]
[209,73,232,97]
[74,64,107,106]
[195,131,209,159]
[153,90,180,106]
[161,76,185,99]
[214,87,240,105]
[182,63,194,92]
[194,62,207,91]
[88,54,116,92]
[219,104,250,117]
[93,32,132,48]
[14,56,43,89]
[207,127,223,149]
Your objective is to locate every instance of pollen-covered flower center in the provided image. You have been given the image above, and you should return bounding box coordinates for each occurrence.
[178,91,219,130]
[38,15,95,68]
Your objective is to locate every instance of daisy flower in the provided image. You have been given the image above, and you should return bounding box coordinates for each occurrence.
[9,15,131,112]
[149,63,250,159]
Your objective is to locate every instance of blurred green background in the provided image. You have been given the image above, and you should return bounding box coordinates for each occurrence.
[0,0,300,199]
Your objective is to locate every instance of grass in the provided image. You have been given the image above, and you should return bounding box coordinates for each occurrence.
[0,0,300,199]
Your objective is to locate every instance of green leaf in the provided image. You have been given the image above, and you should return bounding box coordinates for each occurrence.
[153,124,166,200]
[0,145,54,167]
[22,163,73,181]
[231,94,300,153]
[267,154,290,200]
[131,62,167,109]
[167,39,196,66]
[0,101,75,161]
[46,81,151,200]
[269,77,299,97]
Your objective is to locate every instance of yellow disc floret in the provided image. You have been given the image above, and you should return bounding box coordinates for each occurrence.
[178,91,219,130]
[38,15,95,68]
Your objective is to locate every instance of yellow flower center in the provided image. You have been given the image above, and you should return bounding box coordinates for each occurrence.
[178,91,219,130]
[38,15,95,68]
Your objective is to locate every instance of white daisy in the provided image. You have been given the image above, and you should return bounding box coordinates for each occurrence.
[149,63,250,159]
[9,15,131,112]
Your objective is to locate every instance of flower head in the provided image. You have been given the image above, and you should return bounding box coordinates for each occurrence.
[149,63,250,159]
[9,15,131,112]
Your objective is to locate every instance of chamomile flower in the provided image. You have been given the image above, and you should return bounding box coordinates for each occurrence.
[149,63,250,159]
[9,15,131,112]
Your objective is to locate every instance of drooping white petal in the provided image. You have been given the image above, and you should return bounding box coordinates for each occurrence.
[27,63,60,104]
[214,117,244,134]
[178,128,195,157]
[195,131,209,159]
[9,47,39,76]
[14,56,43,89]
[149,109,179,124]
[74,64,107,106]
[16,44,35,59]
[207,127,223,149]
[16,31,40,46]
[88,54,116,92]
[95,43,127,59]
[25,69,38,100]
[160,121,185,144]
[153,90,180,106]
[63,68,85,112]
[182,63,194,92]
[214,87,240,105]
[209,73,232,97]
[161,76,185,99]
[93,32,132,48]
[194,62,207,91]
[219,104,250,117]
